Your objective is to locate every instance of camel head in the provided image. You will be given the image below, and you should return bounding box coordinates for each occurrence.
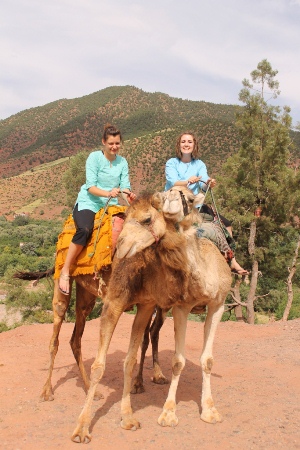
[116,193,167,259]
[162,186,205,224]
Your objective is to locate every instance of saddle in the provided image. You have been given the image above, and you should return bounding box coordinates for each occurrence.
[54,205,127,279]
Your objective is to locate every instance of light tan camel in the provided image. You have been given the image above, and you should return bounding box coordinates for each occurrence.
[71,187,232,443]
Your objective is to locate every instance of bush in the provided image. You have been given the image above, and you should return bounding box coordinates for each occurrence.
[0,322,10,333]
[13,215,29,226]
[20,242,37,256]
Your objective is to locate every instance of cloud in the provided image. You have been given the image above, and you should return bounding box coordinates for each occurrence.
[0,0,300,125]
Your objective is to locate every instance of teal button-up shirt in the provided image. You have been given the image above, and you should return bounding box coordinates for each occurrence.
[76,150,131,212]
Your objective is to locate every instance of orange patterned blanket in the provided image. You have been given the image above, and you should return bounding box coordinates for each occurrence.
[54,205,127,279]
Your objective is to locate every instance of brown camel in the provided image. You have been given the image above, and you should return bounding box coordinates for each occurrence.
[14,268,112,401]
[14,264,170,402]
[71,187,232,443]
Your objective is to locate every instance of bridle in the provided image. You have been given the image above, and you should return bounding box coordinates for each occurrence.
[147,216,160,244]
[167,188,191,222]
[178,190,189,216]
[125,189,191,245]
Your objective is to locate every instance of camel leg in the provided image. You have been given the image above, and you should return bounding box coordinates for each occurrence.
[121,303,155,430]
[200,303,224,424]
[69,282,97,394]
[131,314,152,394]
[150,307,169,385]
[158,306,189,427]
[71,301,124,443]
[131,306,168,393]
[40,279,72,401]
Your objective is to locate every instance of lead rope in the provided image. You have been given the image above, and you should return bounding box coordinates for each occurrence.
[196,180,228,241]
[87,188,131,258]
[119,188,131,206]
[87,196,112,257]
[188,181,212,207]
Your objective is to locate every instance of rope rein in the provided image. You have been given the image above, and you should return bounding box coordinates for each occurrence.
[87,196,112,258]
[195,180,228,241]
[87,188,130,258]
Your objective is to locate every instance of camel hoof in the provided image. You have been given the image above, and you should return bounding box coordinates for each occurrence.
[120,416,141,430]
[40,389,54,402]
[158,410,179,428]
[201,408,223,424]
[93,390,104,401]
[151,375,169,385]
[71,427,91,443]
[71,434,91,444]
[131,383,145,394]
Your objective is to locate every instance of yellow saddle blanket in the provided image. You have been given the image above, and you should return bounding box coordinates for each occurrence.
[54,205,127,279]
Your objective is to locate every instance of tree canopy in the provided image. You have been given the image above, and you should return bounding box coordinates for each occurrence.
[216,59,300,322]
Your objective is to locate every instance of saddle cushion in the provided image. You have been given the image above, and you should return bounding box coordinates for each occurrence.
[54,205,127,279]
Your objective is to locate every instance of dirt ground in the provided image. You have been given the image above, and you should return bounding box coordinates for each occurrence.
[1,314,300,450]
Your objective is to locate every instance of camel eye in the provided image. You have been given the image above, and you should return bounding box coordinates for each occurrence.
[142,217,152,225]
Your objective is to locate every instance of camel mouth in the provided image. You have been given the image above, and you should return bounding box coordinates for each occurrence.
[116,242,138,259]
[162,202,182,216]
[163,211,180,219]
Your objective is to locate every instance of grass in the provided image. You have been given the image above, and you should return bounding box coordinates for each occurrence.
[18,157,70,177]
[15,199,43,214]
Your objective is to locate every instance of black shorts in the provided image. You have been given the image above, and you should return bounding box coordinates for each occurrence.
[71,204,95,246]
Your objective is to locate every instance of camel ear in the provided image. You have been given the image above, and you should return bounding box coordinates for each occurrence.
[151,192,165,210]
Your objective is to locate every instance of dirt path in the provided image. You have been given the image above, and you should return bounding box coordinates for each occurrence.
[1,315,300,450]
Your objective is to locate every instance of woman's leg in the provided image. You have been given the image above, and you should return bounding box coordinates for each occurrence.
[59,242,84,294]
[201,206,248,275]
[218,217,248,275]
[59,205,95,294]
[225,225,248,275]
[230,257,248,275]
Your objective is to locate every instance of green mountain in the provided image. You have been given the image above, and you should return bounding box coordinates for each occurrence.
[0,85,299,219]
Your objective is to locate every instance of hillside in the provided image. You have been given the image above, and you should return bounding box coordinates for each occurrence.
[0,85,299,219]
[0,86,239,178]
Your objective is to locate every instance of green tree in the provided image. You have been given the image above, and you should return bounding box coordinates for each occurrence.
[63,151,89,207]
[217,59,299,323]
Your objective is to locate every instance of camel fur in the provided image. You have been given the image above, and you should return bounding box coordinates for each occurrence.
[71,188,232,443]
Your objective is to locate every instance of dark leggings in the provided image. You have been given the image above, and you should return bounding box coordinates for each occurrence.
[201,204,232,228]
[72,204,95,246]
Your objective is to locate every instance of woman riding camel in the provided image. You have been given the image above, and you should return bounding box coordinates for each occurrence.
[165,131,248,275]
[59,124,136,295]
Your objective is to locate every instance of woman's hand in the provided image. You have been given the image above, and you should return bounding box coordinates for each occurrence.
[187,176,202,185]
[122,189,136,204]
[128,192,136,203]
[109,187,120,198]
[207,178,216,188]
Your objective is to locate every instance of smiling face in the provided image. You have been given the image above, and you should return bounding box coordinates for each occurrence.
[175,132,199,160]
[179,134,194,157]
[102,134,121,161]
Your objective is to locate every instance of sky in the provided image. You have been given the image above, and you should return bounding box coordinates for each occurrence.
[1,0,300,126]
